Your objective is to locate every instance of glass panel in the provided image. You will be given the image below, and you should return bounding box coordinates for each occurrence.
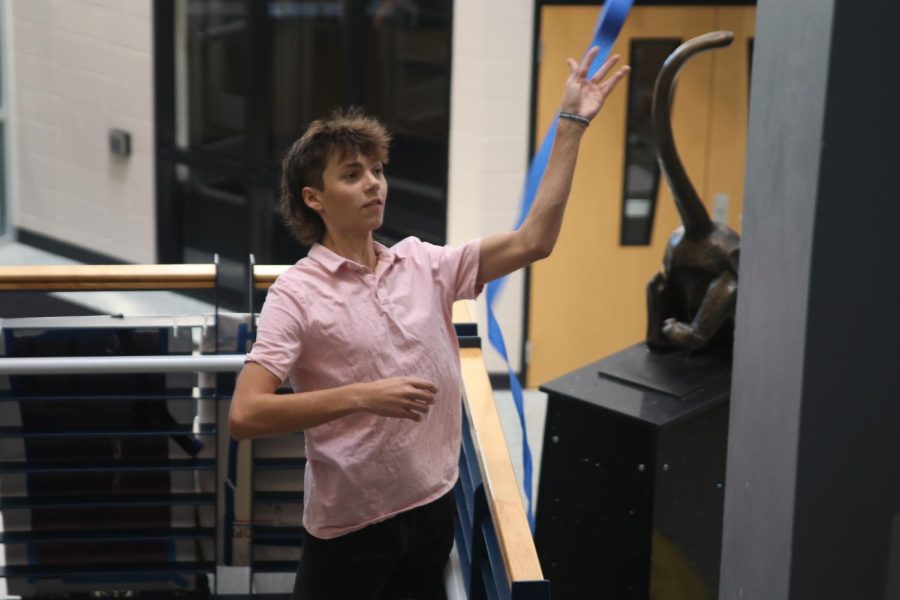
[268,0,345,163]
[0,0,4,111]
[620,39,682,246]
[0,122,5,236]
[184,0,247,158]
[0,0,5,236]
[266,0,451,246]
[161,0,453,275]
[181,172,246,260]
[364,0,452,245]
[747,37,754,97]
[179,165,248,304]
[365,0,451,140]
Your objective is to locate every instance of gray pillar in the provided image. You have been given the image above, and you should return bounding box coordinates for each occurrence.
[720,1,900,599]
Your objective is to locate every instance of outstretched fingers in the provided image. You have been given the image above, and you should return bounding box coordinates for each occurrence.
[590,54,622,84]
[578,46,599,78]
[599,65,631,94]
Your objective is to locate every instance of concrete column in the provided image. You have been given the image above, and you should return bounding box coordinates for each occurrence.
[720,1,900,598]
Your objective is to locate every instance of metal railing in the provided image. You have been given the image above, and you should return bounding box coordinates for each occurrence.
[0,263,550,598]
[0,354,243,376]
[0,264,223,597]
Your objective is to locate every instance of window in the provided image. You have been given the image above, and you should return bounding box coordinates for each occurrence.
[748,37,754,96]
[0,1,7,238]
[619,39,682,246]
[156,0,453,307]
[184,0,248,160]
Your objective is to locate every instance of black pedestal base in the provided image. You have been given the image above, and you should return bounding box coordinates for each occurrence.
[535,343,730,599]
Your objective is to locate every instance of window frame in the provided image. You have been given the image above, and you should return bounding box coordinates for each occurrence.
[0,0,10,242]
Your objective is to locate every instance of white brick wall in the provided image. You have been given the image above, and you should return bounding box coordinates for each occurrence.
[447,0,535,374]
[8,0,156,263]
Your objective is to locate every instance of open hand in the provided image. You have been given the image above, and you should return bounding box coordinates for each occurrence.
[359,376,438,422]
[560,47,630,123]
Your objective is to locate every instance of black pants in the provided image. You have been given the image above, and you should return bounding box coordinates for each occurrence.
[292,491,456,600]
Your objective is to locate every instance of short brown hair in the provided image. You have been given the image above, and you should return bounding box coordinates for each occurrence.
[279,107,391,246]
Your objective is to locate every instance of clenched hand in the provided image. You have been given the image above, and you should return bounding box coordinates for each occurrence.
[357,377,438,422]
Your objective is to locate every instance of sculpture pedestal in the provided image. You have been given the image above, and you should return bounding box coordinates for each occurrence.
[535,343,731,599]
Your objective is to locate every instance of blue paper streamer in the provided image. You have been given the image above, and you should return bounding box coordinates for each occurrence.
[485,0,633,531]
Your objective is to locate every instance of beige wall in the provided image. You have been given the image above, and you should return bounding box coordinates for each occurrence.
[447,0,535,374]
[8,0,156,263]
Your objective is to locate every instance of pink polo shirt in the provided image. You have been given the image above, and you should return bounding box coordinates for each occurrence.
[246,236,482,539]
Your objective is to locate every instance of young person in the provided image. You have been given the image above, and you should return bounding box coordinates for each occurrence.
[230,48,629,600]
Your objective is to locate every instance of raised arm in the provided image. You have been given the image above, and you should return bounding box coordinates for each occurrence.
[476,48,630,287]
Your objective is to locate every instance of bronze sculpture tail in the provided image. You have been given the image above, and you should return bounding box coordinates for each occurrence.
[652,31,734,238]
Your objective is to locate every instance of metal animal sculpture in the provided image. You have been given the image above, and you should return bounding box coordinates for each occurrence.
[646,31,740,355]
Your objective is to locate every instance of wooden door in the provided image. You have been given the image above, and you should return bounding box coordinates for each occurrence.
[528,6,755,387]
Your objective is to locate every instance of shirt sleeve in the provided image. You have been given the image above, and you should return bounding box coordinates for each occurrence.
[245,280,304,383]
[421,237,484,305]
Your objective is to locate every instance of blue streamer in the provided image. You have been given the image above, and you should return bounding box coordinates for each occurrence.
[485,0,633,531]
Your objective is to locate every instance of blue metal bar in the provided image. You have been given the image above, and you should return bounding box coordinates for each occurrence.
[253,491,304,504]
[252,526,304,548]
[0,493,215,509]
[454,482,474,557]
[0,459,215,474]
[0,353,245,375]
[481,517,511,600]
[0,562,216,578]
[479,559,502,600]
[454,501,473,592]
[252,526,304,538]
[0,424,215,438]
[252,457,307,469]
[0,528,215,543]
[0,392,211,402]
[251,561,299,573]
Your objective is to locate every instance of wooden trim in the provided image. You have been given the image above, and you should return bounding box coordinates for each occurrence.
[252,265,289,289]
[453,300,545,584]
[0,265,217,291]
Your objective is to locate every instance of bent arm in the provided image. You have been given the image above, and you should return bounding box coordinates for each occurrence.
[229,362,362,440]
[229,362,438,440]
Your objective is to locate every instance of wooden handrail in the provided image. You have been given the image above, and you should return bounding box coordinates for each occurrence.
[252,265,288,289]
[0,265,217,291]
[453,300,545,585]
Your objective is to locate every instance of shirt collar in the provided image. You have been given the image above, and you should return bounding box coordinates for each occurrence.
[307,241,401,274]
